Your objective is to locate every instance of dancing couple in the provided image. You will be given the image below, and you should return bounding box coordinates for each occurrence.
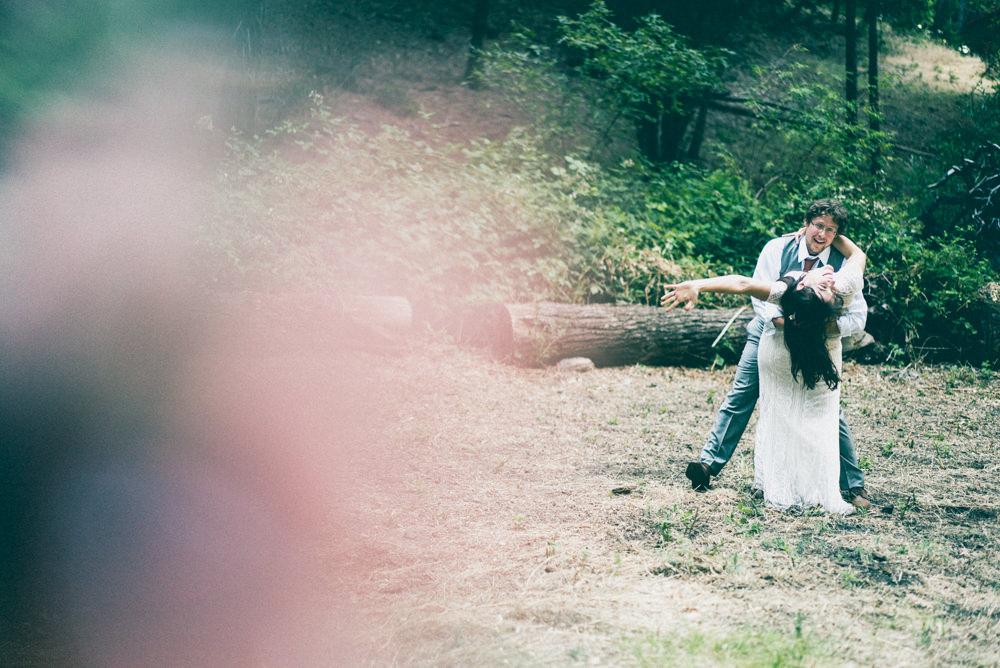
[662,199,871,514]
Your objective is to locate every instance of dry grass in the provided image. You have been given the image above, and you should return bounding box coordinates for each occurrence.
[327,347,1000,665]
[885,37,993,95]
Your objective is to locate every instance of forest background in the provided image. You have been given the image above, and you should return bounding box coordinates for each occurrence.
[2,1,1000,665]
[3,0,999,363]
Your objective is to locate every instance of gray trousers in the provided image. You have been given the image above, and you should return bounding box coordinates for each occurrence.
[700,319,865,491]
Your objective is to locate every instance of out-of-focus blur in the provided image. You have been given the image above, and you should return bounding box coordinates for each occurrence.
[1,5,377,664]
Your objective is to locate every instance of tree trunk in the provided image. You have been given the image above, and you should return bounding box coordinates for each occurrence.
[415,300,756,366]
[637,107,692,163]
[867,0,880,173]
[209,293,416,353]
[463,0,490,85]
[207,295,900,365]
[217,296,755,366]
[845,0,859,124]
[687,102,708,161]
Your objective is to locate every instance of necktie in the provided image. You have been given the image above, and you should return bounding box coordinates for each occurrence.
[802,256,818,271]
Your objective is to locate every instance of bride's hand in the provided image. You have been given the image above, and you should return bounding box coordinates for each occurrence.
[799,265,835,292]
[786,224,808,240]
[661,281,700,310]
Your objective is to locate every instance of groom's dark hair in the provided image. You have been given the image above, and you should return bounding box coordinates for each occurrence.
[804,199,848,235]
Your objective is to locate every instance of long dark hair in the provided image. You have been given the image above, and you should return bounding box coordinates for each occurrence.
[778,276,840,390]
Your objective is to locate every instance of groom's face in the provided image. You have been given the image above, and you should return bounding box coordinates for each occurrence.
[804,214,839,255]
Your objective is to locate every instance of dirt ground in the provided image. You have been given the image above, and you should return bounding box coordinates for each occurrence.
[323,346,1000,665]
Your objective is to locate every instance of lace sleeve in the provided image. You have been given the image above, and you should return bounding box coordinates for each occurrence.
[833,260,864,299]
[766,280,788,305]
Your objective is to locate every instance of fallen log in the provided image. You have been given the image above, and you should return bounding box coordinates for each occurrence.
[502,302,754,367]
[206,294,888,367]
[207,294,754,365]
[205,293,416,353]
[446,302,885,366]
[448,301,756,366]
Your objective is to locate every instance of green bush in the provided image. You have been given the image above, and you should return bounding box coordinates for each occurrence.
[203,78,997,362]
[619,161,774,266]
[557,1,728,119]
[477,29,613,158]
[203,94,691,305]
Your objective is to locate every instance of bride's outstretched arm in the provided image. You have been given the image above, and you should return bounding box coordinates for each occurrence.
[661,275,773,310]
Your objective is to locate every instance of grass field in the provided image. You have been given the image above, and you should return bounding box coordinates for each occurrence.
[318,346,1000,665]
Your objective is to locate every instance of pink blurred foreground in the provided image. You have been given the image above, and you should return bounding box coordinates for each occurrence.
[1,36,400,665]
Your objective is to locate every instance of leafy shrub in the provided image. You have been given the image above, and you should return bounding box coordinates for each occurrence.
[922,88,1000,259]
[557,1,730,162]
[202,93,713,307]
[869,232,996,360]
[615,161,775,266]
[477,29,613,158]
[568,201,726,305]
[557,1,728,119]
[722,56,894,197]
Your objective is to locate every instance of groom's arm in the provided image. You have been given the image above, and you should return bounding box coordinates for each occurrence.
[834,291,868,337]
[750,237,785,324]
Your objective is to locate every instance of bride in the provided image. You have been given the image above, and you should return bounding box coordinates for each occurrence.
[661,235,866,514]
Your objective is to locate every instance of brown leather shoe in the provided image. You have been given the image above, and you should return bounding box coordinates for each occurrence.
[849,487,871,510]
[685,462,711,491]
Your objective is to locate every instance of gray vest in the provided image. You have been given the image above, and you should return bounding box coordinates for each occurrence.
[778,236,845,274]
[747,237,847,334]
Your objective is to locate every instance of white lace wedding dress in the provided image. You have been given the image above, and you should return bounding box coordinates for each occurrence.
[753,264,864,515]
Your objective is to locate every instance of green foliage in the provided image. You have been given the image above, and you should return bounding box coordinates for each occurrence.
[557,1,729,120]
[925,135,1000,266]
[880,0,937,33]
[204,93,715,307]
[618,160,774,266]
[479,4,731,163]
[959,2,1000,76]
[207,109,566,302]
[203,6,997,362]
[477,29,616,157]
[206,85,996,360]
[730,55,894,197]
[872,233,996,359]
[0,1,258,148]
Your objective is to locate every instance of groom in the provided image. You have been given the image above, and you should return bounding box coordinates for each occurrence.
[682,199,871,509]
